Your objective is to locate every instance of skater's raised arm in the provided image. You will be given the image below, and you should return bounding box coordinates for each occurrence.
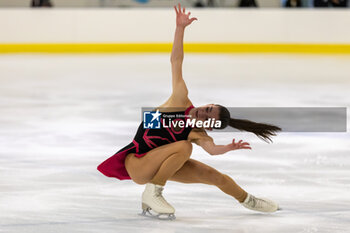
[169,3,197,106]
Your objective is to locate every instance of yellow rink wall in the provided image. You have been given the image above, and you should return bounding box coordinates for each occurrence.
[1,9,350,54]
[1,43,350,54]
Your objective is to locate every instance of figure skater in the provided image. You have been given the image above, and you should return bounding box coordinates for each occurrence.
[98,3,281,220]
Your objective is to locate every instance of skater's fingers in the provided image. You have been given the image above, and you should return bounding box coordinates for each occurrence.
[174,5,178,14]
[190,17,197,23]
[238,140,242,144]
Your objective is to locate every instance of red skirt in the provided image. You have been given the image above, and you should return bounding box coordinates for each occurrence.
[97,140,146,180]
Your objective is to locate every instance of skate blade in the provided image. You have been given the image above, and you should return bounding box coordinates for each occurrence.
[140,203,176,220]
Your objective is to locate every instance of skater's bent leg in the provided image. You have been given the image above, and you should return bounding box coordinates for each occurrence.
[169,159,247,203]
[125,140,192,185]
[150,141,192,186]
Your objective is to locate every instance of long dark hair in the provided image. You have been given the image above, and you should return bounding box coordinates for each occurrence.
[216,105,281,143]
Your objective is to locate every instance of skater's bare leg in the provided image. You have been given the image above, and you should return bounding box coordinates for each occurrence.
[169,159,247,203]
[125,140,192,185]
[149,141,192,186]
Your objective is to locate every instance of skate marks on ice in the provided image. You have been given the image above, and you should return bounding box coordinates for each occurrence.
[0,54,350,233]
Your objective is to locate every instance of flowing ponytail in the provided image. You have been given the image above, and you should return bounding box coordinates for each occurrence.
[216,105,282,143]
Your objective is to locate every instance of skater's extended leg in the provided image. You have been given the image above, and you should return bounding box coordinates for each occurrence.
[168,159,247,202]
[169,159,279,212]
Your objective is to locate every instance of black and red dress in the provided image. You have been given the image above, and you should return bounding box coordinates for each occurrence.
[97,105,195,180]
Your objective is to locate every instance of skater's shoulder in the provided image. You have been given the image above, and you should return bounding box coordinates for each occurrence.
[188,128,213,144]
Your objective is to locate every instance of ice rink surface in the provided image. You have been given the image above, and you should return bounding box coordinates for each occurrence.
[0,54,349,233]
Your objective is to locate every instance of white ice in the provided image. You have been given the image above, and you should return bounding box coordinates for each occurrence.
[0,54,349,233]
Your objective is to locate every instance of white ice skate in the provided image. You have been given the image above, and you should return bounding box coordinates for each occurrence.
[241,193,279,213]
[140,183,176,220]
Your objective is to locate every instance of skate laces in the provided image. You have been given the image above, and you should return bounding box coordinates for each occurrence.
[249,195,268,208]
[154,186,171,206]
[155,186,164,197]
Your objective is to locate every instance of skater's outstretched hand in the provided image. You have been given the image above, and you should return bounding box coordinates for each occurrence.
[230,139,251,150]
[174,3,197,28]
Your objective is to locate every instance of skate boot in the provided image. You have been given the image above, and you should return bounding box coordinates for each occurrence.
[140,183,176,220]
[241,193,279,212]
